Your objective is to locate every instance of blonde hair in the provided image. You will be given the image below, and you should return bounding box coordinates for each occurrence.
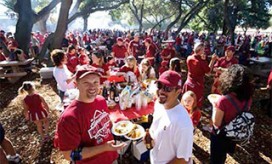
[181,91,197,111]
[18,81,35,95]
[126,55,137,72]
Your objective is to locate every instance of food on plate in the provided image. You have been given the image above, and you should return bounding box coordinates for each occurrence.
[113,121,133,135]
[126,124,142,139]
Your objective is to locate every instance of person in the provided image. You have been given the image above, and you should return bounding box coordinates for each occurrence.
[160,42,176,62]
[139,58,156,81]
[147,70,194,164]
[111,37,128,67]
[66,45,79,73]
[144,38,156,66]
[128,33,140,58]
[78,47,90,65]
[19,81,50,141]
[210,64,253,164]
[169,57,182,76]
[91,51,110,84]
[183,42,217,108]
[54,66,126,164]
[158,60,169,76]
[181,91,201,128]
[211,45,238,94]
[0,123,21,164]
[51,49,75,103]
[117,55,140,82]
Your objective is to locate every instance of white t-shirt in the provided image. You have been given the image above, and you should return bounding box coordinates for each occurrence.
[150,101,194,164]
[53,65,75,92]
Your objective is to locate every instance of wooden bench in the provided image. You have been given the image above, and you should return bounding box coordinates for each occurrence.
[0,58,34,83]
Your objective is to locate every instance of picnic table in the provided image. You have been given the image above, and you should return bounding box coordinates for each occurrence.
[249,57,272,77]
[0,58,34,83]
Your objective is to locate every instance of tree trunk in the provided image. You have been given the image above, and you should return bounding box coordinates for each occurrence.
[222,19,228,35]
[51,0,72,50]
[222,0,229,35]
[83,14,89,31]
[36,14,49,34]
[14,0,34,56]
[165,0,182,39]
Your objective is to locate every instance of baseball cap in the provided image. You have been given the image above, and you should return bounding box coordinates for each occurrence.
[226,45,235,52]
[117,37,123,42]
[157,70,182,89]
[75,66,101,80]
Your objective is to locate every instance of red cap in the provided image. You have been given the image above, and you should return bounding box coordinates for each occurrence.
[125,38,130,43]
[75,65,101,80]
[117,37,123,42]
[144,38,152,44]
[226,45,235,52]
[157,70,182,88]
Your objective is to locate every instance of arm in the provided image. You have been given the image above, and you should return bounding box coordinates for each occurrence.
[209,53,218,71]
[212,107,224,128]
[61,140,125,161]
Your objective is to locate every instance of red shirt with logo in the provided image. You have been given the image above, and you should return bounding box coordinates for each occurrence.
[112,44,127,58]
[54,96,118,164]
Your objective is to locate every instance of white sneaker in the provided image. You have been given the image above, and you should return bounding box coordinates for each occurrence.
[6,154,21,163]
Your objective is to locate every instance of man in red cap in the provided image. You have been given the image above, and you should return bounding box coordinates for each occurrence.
[111,37,128,67]
[211,45,238,94]
[54,66,125,164]
[147,70,193,164]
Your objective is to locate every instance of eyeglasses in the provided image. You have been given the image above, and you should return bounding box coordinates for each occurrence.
[157,82,176,92]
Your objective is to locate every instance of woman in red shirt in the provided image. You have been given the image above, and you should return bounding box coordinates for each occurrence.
[66,45,79,73]
[212,46,238,94]
[144,38,155,66]
[91,51,109,84]
[211,64,253,164]
[117,55,140,82]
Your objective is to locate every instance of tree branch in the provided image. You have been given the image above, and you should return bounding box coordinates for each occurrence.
[33,0,61,23]
[68,0,129,24]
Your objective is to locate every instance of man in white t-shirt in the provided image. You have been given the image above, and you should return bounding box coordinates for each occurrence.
[149,70,194,164]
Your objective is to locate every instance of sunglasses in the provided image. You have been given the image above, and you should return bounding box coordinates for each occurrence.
[157,82,176,92]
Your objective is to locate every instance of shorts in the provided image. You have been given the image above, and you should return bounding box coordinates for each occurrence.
[0,123,5,144]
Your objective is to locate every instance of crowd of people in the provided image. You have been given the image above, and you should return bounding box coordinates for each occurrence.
[0,28,272,164]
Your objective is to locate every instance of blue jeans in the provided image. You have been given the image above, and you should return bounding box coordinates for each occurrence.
[58,90,65,103]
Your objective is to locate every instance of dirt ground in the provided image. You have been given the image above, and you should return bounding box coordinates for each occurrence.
[0,68,271,164]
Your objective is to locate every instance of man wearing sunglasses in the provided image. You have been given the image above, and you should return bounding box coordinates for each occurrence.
[149,70,194,164]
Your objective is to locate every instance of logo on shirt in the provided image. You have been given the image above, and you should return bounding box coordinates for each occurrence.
[88,110,111,144]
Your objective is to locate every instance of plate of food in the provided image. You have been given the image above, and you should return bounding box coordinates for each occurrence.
[112,120,134,136]
[124,124,145,140]
[207,94,221,105]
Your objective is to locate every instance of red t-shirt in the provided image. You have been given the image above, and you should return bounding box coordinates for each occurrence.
[128,40,139,57]
[67,53,79,73]
[54,96,118,164]
[78,54,89,65]
[159,66,168,76]
[145,46,156,65]
[185,108,201,127]
[214,57,238,77]
[176,37,182,45]
[160,48,175,60]
[186,54,210,84]
[112,44,127,58]
[215,94,252,127]
[119,65,140,78]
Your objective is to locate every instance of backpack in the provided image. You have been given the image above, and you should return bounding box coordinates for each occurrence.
[220,95,255,145]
